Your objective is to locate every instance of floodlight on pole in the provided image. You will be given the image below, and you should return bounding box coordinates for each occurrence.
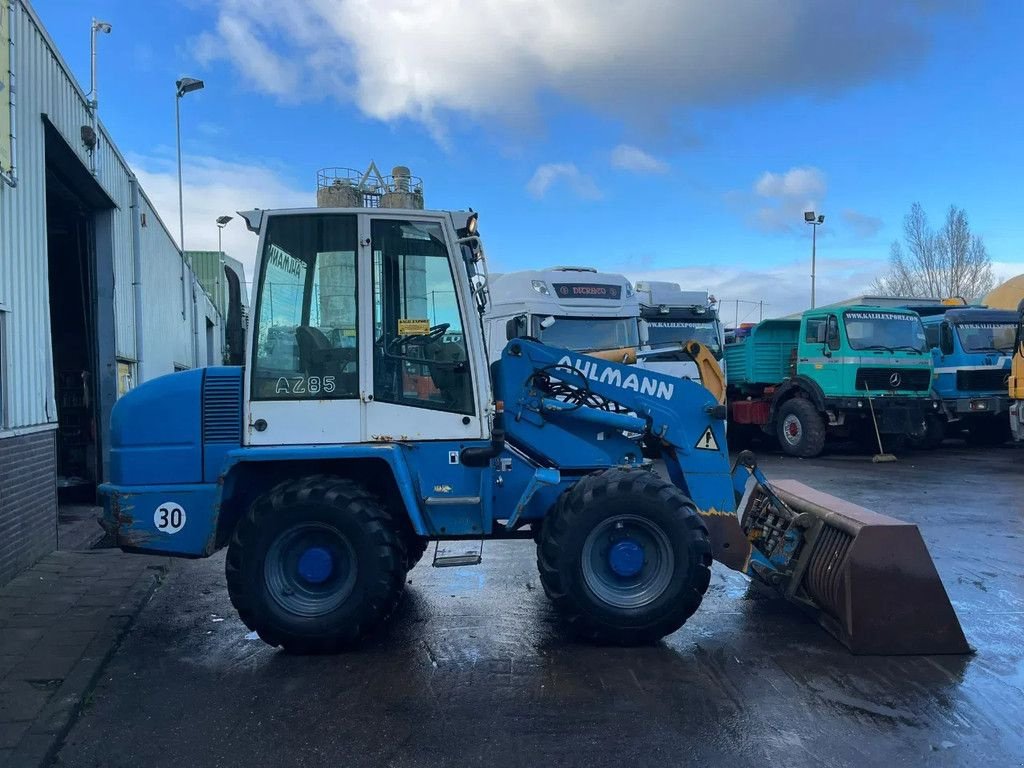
[175,76,205,318]
[804,211,825,308]
[216,215,232,254]
[87,19,112,174]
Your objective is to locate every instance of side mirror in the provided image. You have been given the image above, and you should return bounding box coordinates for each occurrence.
[815,324,827,344]
[506,315,527,341]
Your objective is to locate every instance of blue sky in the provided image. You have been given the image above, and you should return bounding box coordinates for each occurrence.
[34,0,1024,319]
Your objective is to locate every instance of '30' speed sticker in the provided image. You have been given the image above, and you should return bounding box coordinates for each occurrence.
[154,502,186,534]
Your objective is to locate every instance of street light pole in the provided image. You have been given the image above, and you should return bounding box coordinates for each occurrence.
[175,77,205,318]
[804,211,825,308]
[216,215,232,310]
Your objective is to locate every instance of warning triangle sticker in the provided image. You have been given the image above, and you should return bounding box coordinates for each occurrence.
[695,427,719,451]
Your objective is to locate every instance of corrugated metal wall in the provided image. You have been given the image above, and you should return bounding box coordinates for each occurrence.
[138,190,196,371]
[0,0,221,431]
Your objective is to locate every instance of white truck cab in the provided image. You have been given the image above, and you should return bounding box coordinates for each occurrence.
[484,267,641,361]
[635,281,726,382]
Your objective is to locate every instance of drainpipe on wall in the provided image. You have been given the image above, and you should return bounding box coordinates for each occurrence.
[129,176,145,382]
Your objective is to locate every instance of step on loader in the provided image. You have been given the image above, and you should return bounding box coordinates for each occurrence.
[98,206,969,655]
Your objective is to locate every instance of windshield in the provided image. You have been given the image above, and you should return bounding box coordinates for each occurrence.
[533,316,640,351]
[646,321,722,355]
[955,322,1016,353]
[844,311,927,352]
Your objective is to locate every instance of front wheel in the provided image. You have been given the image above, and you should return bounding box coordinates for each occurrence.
[536,469,712,645]
[965,415,1011,446]
[226,476,406,654]
[775,398,827,458]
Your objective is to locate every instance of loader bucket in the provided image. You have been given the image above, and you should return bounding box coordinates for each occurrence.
[749,479,971,655]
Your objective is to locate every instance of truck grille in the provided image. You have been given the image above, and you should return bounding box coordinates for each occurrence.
[855,367,931,392]
[202,372,242,443]
[956,369,1009,392]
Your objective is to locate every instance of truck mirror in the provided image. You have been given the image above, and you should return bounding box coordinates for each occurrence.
[506,315,526,341]
[940,323,954,355]
[826,316,840,350]
[815,324,827,344]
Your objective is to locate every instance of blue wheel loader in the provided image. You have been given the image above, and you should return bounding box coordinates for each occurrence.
[99,207,968,655]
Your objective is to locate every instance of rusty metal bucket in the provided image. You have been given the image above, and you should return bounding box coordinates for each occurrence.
[706,469,971,655]
[769,480,970,655]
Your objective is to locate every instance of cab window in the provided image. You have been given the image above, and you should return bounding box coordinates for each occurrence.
[372,219,473,415]
[251,214,359,400]
[805,317,825,344]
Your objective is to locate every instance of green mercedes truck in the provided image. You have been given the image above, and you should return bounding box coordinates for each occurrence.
[725,305,939,457]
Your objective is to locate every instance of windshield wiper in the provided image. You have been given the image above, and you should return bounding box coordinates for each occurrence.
[891,345,923,353]
[858,344,896,352]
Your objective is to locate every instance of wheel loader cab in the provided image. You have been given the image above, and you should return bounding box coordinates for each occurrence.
[245,209,490,445]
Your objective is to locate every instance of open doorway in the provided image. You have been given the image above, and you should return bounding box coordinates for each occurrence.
[46,166,99,502]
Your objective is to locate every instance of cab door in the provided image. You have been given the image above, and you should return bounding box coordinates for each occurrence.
[362,215,486,442]
[800,314,842,395]
[245,212,364,446]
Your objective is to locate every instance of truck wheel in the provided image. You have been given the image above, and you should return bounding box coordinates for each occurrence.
[966,416,1011,446]
[536,468,712,645]
[910,415,945,450]
[226,476,405,654]
[775,398,826,458]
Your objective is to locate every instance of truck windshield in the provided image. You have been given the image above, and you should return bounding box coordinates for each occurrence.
[646,321,722,355]
[955,322,1016,353]
[843,311,926,352]
[533,316,639,351]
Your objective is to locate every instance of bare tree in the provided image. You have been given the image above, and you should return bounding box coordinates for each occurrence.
[872,203,995,300]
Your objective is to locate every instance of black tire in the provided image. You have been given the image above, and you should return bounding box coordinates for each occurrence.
[965,416,1011,446]
[226,475,405,654]
[775,398,827,458]
[536,468,712,645]
[404,536,428,570]
[910,415,945,450]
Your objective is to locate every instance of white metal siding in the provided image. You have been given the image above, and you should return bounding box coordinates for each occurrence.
[0,0,221,431]
[138,190,195,371]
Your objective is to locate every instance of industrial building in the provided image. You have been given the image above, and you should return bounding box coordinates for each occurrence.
[0,0,225,584]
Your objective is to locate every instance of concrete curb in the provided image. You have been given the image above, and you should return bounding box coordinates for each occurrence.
[0,554,170,768]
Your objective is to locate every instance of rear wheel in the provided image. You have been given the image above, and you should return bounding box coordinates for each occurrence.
[775,398,827,458]
[226,475,405,654]
[537,469,712,645]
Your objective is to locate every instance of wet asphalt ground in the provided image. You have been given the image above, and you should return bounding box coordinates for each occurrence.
[56,444,1022,768]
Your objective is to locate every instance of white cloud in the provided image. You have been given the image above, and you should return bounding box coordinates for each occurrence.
[610,145,669,174]
[194,1,953,134]
[628,256,886,319]
[749,166,826,232]
[842,209,884,239]
[526,163,602,200]
[131,154,311,281]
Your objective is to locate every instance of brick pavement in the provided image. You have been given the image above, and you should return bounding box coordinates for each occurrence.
[0,550,170,767]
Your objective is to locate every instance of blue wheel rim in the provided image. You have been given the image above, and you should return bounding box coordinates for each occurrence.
[264,522,356,617]
[581,514,675,609]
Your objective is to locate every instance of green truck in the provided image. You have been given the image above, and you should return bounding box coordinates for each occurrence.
[725,305,940,457]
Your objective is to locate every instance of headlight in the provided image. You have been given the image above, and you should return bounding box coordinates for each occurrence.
[531,280,550,296]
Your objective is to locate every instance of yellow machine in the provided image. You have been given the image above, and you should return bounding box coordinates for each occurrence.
[1010,305,1024,442]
